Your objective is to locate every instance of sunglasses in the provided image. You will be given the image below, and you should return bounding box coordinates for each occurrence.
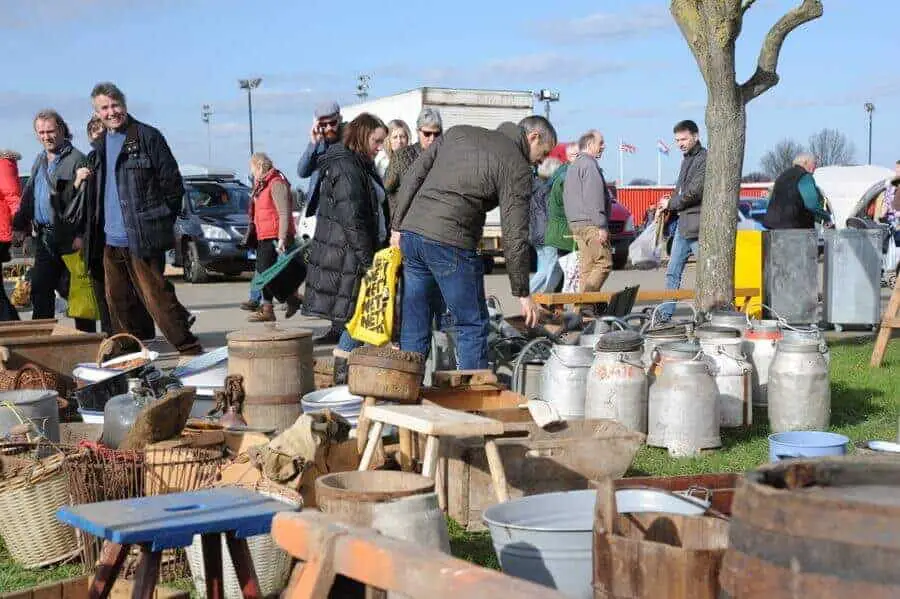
[420,130,441,138]
[319,119,339,129]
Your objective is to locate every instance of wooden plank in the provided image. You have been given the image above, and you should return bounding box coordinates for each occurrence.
[532,287,760,307]
[432,370,498,388]
[362,404,504,437]
[273,512,569,599]
[871,276,900,367]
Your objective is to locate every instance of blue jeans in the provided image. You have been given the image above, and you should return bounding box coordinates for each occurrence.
[529,245,562,294]
[399,232,489,369]
[659,229,700,319]
[337,329,362,353]
[248,286,261,303]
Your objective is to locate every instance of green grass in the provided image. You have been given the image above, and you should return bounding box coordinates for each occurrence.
[1,339,897,589]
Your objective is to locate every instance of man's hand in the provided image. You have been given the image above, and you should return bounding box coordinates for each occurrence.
[310,120,324,144]
[74,167,91,189]
[519,296,541,329]
[72,237,83,252]
[658,194,671,210]
[11,231,25,247]
[593,228,609,246]
[390,231,401,248]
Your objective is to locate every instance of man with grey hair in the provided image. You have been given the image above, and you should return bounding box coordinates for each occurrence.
[563,129,614,300]
[763,152,832,230]
[384,107,443,218]
[81,81,201,356]
[391,115,557,369]
[13,109,94,330]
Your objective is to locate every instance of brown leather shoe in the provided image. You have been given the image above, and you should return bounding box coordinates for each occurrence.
[240,300,260,311]
[247,304,276,322]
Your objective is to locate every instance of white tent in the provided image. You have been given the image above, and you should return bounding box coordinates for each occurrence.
[813,165,894,229]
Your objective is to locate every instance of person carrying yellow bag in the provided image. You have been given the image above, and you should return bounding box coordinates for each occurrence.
[61,251,99,321]
[346,247,403,346]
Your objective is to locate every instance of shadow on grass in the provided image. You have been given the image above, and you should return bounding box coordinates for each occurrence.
[831,383,887,428]
[447,519,500,570]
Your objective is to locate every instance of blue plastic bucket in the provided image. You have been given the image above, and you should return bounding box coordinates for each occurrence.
[768,431,849,462]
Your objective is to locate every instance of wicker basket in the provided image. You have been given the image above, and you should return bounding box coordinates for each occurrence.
[65,443,227,577]
[185,480,302,599]
[0,447,81,568]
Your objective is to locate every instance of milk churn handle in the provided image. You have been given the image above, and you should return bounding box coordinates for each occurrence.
[511,337,553,395]
[616,353,646,369]
[715,345,750,366]
[644,301,698,332]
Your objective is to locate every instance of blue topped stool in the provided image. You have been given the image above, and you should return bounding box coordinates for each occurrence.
[57,487,298,599]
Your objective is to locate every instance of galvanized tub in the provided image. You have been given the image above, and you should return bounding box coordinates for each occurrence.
[585,332,648,433]
[0,390,60,442]
[541,344,594,420]
[768,341,830,433]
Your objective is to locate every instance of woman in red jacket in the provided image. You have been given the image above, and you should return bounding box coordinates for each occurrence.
[0,150,22,320]
[246,153,302,322]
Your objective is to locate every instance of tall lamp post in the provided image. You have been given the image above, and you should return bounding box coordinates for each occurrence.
[201,104,213,163]
[535,89,560,121]
[864,102,874,165]
[238,78,262,155]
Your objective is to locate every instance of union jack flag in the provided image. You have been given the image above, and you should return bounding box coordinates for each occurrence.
[619,142,637,154]
[657,139,670,155]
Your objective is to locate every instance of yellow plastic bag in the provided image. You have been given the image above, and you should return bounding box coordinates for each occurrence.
[345,247,403,346]
[61,252,100,321]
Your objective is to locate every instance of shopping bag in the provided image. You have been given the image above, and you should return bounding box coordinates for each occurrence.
[61,252,100,320]
[628,220,662,269]
[345,247,403,346]
[10,275,30,309]
[559,251,580,293]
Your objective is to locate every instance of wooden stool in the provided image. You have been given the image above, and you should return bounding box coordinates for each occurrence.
[357,403,510,503]
[56,488,297,599]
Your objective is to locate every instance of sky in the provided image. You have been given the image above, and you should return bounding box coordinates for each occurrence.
[2,0,897,189]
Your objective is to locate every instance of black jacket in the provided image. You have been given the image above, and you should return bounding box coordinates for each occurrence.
[67,150,104,275]
[763,165,816,230]
[82,116,184,259]
[14,142,85,253]
[391,123,533,297]
[302,144,385,324]
[529,175,552,247]
[668,143,707,240]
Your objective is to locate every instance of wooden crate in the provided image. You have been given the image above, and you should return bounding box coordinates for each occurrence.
[0,576,188,599]
[0,324,106,390]
[614,473,740,515]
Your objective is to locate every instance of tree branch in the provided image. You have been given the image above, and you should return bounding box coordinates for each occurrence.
[741,0,758,15]
[740,0,823,103]
[670,0,710,77]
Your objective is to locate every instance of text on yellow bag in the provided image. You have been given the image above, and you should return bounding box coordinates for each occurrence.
[345,247,403,346]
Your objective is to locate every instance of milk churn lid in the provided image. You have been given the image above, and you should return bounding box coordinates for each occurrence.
[596,330,643,352]
[227,326,313,343]
[656,340,701,359]
[694,325,741,340]
[644,322,689,337]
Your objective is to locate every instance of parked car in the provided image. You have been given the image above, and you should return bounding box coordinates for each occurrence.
[172,168,253,283]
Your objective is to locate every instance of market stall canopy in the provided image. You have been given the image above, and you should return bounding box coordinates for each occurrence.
[813,165,894,228]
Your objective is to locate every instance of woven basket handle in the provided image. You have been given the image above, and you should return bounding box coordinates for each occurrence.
[12,363,50,390]
[96,333,147,366]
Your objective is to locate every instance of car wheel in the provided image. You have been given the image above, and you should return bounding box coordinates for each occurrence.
[183,241,210,284]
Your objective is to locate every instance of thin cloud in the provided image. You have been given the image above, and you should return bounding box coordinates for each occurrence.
[541,5,675,43]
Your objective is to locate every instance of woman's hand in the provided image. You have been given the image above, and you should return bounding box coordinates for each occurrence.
[277,238,287,254]
[74,167,91,189]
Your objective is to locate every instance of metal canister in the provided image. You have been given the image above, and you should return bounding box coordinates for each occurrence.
[585,331,648,433]
[780,326,831,366]
[705,309,750,335]
[642,323,690,369]
[646,340,702,447]
[650,359,721,457]
[743,319,783,407]
[696,326,753,428]
[540,343,594,420]
[768,340,830,433]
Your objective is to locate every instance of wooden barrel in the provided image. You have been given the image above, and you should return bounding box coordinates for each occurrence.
[720,457,900,598]
[315,471,435,527]
[226,327,313,433]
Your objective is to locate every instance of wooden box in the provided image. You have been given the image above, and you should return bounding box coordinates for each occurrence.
[0,576,188,599]
[614,473,740,515]
[0,324,106,390]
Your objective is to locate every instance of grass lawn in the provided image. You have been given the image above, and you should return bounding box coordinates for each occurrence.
[2,339,897,590]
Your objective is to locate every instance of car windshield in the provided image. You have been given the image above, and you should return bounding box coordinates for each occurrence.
[187,182,250,215]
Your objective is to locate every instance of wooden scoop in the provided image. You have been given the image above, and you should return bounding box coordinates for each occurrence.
[526,399,563,428]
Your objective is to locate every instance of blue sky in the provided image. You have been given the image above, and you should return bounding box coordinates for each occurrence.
[2,0,897,188]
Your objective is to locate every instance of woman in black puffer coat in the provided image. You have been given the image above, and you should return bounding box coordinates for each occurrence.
[302,113,388,383]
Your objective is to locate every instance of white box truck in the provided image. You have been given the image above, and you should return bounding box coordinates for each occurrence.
[339,87,536,271]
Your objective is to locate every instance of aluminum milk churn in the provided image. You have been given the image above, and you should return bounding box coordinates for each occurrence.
[642,323,690,369]
[585,331,648,433]
[768,340,830,433]
[780,326,831,367]
[696,325,753,428]
[541,343,594,420]
[646,340,702,447]
[705,309,750,335]
[743,319,783,407]
[652,359,721,458]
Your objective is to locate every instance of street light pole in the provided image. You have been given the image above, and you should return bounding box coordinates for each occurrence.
[535,89,560,122]
[201,104,213,163]
[864,102,874,165]
[238,78,262,155]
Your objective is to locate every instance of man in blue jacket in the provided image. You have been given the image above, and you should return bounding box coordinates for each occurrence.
[296,101,343,216]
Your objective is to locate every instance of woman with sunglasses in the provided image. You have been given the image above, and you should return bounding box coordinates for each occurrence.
[302,113,388,385]
[383,108,442,219]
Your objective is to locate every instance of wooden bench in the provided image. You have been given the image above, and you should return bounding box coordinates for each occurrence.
[272,512,568,599]
[532,287,761,309]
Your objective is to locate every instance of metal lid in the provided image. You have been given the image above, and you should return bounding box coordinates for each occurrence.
[778,340,824,353]
[644,322,690,338]
[694,325,741,340]
[748,319,780,333]
[656,340,701,360]
[596,330,643,352]
[226,327,313,342]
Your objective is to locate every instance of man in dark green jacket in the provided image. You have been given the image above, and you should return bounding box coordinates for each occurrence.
[763,153,832,229]
[391,116,557,369]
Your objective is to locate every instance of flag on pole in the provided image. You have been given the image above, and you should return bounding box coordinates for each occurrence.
[619,142,637,154]
[656,139,670,155]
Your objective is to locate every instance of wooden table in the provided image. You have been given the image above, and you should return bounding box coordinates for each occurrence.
[357,403,510,503]
[56,488,297,599]
[532,287,761,309]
